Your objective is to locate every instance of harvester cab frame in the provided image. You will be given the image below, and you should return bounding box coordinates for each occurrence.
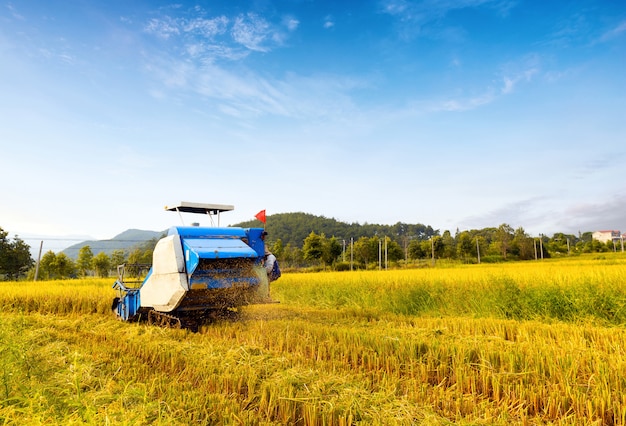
[165,201,233,227]
[112,202,277,330]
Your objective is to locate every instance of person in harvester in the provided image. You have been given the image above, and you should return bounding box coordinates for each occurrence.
[260,231,280,281]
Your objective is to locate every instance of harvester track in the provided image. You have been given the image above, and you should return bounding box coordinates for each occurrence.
[148,310,182,329]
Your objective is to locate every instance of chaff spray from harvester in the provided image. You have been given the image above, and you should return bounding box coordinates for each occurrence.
[112,202,280,330]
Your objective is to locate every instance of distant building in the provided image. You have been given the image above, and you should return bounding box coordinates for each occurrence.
[592,230,622,243]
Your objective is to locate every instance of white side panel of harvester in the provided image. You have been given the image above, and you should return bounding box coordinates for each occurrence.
[139,235,189,312]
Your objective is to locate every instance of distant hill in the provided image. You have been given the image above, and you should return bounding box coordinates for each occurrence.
[62,229,165,259]
[234,212,436,248]
[60,213,436,259]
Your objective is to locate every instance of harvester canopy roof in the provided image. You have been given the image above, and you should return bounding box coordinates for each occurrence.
[165,202,234,215]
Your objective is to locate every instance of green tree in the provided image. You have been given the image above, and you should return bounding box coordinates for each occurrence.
[302,232,324,265]
[140,237,160,256]
[495,224,514,259]
[407,239,425,260]
[384,237,404,262]
[38,251,56,280]
[322,236,342,267]
[0,228,34,280]
[123,237,160,270]
[420,240,432,261]
[128,247,152,265]
[512,227,535,260]
[423,236,444,260]
[271,238,285,260]
[76,245,94,277]
[39,251,76,279]
[441,230,456,259]
[353,236,379,267]
[92,252,111,277]
[457,231,474,261]
[476,235,488,262]
[110,249,126,270]
[126,248,152,278]
[548,233,576,255]
[582,238,607,253]
[11,238,33,279]
[53,253,76,279]
[281,243,303,268]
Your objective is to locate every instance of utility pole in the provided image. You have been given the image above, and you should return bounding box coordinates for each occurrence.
[384,237,388,270]
[34,240,43,282]
[476,237,481,264]
[431,237,435,266]
[350,238,353,271]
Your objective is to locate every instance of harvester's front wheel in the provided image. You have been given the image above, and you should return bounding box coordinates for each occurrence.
[111,297,120,316]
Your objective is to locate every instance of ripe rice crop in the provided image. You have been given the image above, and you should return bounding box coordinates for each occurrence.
[0,255,625,424]
[274,256,626,324]
[0,278,112,315]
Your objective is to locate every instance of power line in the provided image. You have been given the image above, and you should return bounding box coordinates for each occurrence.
[19,237,158,243]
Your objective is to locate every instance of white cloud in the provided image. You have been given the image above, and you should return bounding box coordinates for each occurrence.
[498,54,540,94]
[143,10,288,60]
[145,15,231,41]
[501,77,515,94]
[561,193,626,234]
[435,91,496,112]
[283,16,300,31]
[545,11,622,48]
[380,0,487,20]
[144,17,180,39]
[183,16,229,38]
[231,13,271,52]
[598,20,626,43]
[6,2,24,20]
[379,0,517,39]
[381,0,409,15]
[323,15,335,29]
[500,68,537,94]
[459,197,548,232]
[421,53,541,112]
[144,48,364,121]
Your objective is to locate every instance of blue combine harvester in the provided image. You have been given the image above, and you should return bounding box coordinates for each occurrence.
[112,202,279,329]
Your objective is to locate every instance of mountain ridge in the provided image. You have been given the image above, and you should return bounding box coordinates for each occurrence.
[61,229,165,259]
[59,213,437,259]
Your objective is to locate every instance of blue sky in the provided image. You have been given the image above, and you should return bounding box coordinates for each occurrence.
[1,0,625,250]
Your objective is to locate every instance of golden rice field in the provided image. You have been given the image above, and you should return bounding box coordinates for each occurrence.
[1,254,625,425]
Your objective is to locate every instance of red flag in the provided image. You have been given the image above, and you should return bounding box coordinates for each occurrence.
[255,209,266,223]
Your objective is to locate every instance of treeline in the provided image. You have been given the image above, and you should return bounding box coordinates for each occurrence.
[1,218,623,280]
[0,227,161,281]
[29,241,158,280]
[270,225,620,270]
[236,212,438,249]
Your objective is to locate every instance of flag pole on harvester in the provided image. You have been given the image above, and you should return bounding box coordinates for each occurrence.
[255,209,266,228]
